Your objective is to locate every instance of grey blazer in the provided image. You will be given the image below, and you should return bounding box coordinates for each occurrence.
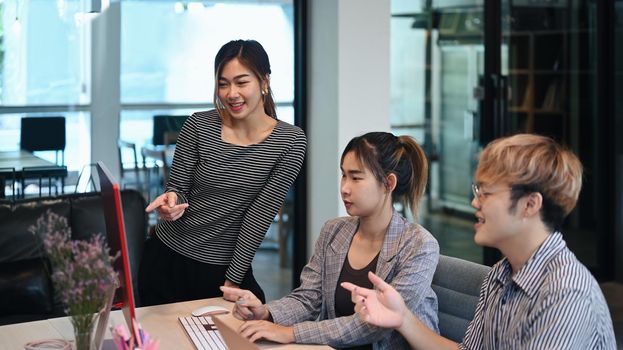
[266,212,440,350]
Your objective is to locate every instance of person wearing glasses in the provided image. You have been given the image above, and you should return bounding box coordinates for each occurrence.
[343,134,616,349]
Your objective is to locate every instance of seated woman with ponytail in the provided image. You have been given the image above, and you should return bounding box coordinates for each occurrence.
[221,132,440,350]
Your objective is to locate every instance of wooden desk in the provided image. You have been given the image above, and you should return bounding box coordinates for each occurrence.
[0,151,58,169]
[0,320,62,350]
[1,298,332,350]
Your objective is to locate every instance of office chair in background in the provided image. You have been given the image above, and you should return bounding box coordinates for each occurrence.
[20,116,66,166]
[20,165,68,197]
[152,115,187,146]
[117,140,142,188]
[118,139,164,203]
[19,116,67,197]
[0,167,16,202]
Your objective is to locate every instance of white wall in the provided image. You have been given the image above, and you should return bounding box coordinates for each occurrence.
[91,3,121,178]
[307,0,391,256]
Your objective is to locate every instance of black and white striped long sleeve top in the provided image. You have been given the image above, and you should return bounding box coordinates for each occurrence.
[155,109,307,284]
[460,232,616,349]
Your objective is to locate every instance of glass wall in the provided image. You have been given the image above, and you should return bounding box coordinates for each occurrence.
[0,0,89,106]
[390,0,483,263]
[0,112,90,168]
[119,0,295,160]
[0,0,295,173]
[121,2,294,104]
[0,0,91,171]
[499,1,619,277]
[391,0,620,277]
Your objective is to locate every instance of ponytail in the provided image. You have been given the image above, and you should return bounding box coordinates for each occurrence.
[396,136,428,217]
[341,132,429,219]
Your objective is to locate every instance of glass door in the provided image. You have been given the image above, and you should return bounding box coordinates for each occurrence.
[391,2,486,263]
[391,1,616,276]
[499,0,613,278]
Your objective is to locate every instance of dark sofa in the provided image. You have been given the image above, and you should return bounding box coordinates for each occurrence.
[0,189,147,325]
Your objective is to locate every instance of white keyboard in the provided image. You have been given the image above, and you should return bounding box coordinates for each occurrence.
[179,316,227,350]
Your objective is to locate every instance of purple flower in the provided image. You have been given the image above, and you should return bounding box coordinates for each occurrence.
[30,210,119,335]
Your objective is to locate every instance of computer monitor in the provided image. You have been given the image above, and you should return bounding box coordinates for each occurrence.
[96,161,137,337]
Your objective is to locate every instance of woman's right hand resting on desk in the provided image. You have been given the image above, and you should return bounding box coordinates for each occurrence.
[219,286,270,321]
[145,192,189,221]
[220,286,295,344]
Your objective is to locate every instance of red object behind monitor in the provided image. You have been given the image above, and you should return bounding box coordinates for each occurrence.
[97,161,137,336]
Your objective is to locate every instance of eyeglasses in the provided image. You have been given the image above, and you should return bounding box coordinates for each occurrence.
[471,183,512,203]
[471,183,481,200]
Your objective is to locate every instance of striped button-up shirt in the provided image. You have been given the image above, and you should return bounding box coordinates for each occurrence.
[460,232,616,349]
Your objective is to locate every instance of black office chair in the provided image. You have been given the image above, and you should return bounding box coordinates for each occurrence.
[141,147,168,202]
[19,116,67,197]
[20,165,68,198]
[0,167,16,202]
[118,140,142,188]
[152,115,188,146]
[20,116,66,166]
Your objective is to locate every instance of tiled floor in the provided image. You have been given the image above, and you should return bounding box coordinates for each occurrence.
[420,211,483,264]
[253,249,292,301]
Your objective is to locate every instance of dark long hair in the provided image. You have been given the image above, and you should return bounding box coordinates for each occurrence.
[213,40,277,118]
[341,132,428,218]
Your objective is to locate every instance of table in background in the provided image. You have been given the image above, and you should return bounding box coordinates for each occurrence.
[0,150,68,198]
[0,298,333,350]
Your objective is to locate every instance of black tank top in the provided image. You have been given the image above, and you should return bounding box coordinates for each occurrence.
[334,252,380,350]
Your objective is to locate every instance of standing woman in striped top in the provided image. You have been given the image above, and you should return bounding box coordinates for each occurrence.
[139,40,306,306]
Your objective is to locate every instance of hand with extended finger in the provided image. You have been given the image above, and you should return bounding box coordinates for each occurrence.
[239,320,295,344]
[145,192,189,221]
[219,286,269,321]
[341,271,407,329]
[221,279,241,302]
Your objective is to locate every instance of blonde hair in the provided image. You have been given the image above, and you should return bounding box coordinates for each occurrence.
[341,132,428,218]
[476,134,583,225]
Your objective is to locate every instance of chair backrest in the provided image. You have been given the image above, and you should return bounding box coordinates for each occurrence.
[20,117,66,152]
[152,115,187,145]
[20,117,66,165]
[432,255,491,343]
[117,140,140,174]
[140,147,167,202]
[163,131,179,147]
[20,166,68,198]
[0,168,16,201]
